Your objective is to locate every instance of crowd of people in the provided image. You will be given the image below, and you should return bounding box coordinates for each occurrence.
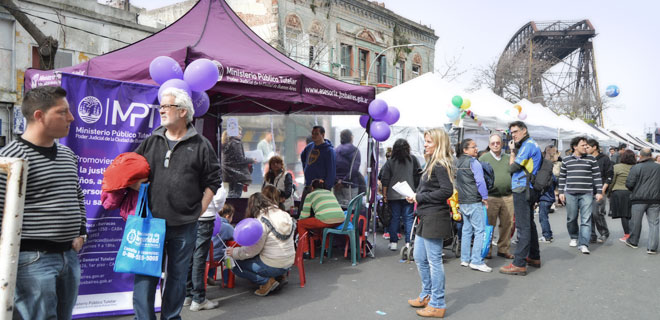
[2,85,659,319]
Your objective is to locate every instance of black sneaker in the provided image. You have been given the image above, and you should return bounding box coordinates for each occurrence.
[625,241,638,249]
[647,249,657,255]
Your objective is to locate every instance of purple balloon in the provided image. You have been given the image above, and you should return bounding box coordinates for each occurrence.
[213,216,222,236]
[184,58,220,92]
[158,79,192,103]
[370,120,391,142]
[359,115,370,128]
[368,99,388,121]
[383,106,400,125]
[234,218,263,247]
[192,91,210,117]
[149,56,183,85]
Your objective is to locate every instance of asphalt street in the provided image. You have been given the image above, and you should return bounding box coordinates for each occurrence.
[105,206,659,320]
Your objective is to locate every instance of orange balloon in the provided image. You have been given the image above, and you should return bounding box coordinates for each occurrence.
[514,105,522,113]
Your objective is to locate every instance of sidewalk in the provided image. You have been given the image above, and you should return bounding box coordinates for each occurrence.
[105,206,659,320]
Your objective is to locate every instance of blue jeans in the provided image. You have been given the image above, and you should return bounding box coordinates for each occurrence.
[512,191,540,267]
[413,236,446,309]
[14,249,80,320]
[186,220,214,303]
[459,202,486,265]
[565,193,593,247]
[538,201,554,239]
[134,222,198,320]
[388,200,415,243]
[232,256,287,285]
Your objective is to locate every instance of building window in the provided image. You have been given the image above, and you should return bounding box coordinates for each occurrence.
[340,44,352,77]
[412,64,421,77]
[376,55,387,83]
[358,49,369,82]
[0,18,14,90]
[308,35,320,68]
[31,46,73,69]
[396,60,405,85]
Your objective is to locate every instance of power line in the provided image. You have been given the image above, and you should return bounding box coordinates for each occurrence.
[1,3,136,45]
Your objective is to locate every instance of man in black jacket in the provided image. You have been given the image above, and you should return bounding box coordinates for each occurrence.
[624,148,660,254]
[133,87,221,318]
[587,139,612,243]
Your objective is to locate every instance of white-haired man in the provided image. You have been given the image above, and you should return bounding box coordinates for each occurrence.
[133,88,221,318]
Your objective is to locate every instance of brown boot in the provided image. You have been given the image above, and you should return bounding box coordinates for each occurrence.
[408,295,430,308]
[525,257,541,268]
[254,277,279,296]
[499,263,527,276]
[416,305,446,318]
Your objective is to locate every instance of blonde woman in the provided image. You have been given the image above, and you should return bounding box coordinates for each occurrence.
[405,128,454,318]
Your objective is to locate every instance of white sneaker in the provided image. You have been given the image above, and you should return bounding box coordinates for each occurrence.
[460,261,469,267]
[388,242,397,251]
[569,239,578,247]
[469,263,493,273]
[183,297,192,307]
[539,236,553,243]
[578,245,590,254]
[190,299,219,312]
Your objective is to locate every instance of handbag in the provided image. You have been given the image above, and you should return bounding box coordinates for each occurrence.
[481,205,494,258]
[114,183,166,278]
[378,200,392,227]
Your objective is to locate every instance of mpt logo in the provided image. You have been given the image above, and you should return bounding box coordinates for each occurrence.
[212,60,225,82]
[78,96,103,124]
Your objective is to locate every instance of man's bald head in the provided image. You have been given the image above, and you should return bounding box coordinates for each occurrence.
[640,148,652,158]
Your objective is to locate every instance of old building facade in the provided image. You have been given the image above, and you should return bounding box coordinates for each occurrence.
[0,0,156,143]
[227,0,437,90]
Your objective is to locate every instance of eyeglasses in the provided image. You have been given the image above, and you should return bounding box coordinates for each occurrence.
[489,141,501,145]
[159,104,179,110]
[510,129,520,135]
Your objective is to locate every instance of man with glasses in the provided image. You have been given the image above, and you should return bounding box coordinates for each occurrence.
[133,88,221,318]
[480,134,515,259]
[500,121,542,276]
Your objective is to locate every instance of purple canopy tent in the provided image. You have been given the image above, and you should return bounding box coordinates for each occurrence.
[25,0,374,115]
[24,0,381,256]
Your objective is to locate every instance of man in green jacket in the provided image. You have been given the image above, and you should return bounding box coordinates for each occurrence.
[479,134,514,259]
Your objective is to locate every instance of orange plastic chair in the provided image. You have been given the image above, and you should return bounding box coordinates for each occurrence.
[294,232,308,287]
[204,240,236,289]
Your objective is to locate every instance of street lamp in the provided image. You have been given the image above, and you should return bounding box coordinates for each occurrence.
[362,43,422,257]
[365,43,424,87]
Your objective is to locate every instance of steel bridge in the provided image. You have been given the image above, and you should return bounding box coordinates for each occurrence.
[494,20,603,125]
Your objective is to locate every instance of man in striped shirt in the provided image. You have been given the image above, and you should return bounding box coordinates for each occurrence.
[558,136,603,254]
[0,86,86,319]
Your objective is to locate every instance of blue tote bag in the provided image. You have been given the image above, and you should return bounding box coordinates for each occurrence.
[114,183,166,277]
[481,205,494,258]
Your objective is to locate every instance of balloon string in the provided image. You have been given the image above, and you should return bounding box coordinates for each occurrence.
[221,242,243,273]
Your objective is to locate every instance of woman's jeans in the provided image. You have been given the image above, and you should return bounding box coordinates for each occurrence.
[459,202,486,265]
[413,236,446,309]
[388,199,415,243]
[232,256,287,285]
[538,200,554,239]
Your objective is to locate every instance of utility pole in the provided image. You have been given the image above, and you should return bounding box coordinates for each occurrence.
[1,0,59,70]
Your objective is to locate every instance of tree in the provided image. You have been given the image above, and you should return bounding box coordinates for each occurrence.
[1,0,58,70]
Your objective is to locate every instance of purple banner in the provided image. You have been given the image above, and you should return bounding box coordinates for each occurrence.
[60,73,161,318]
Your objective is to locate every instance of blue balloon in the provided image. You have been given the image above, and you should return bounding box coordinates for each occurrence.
[368,99,388,121]
[605,85,619,98]
[446,106,461,120]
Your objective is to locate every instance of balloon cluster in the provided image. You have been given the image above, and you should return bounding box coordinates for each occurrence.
[149,56,219,117]
[605,85,619,98]
[446,95,481,126]
[233,218,263,246]
[359,99,400,142]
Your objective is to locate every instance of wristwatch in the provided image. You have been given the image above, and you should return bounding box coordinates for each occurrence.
[80,235,88,243]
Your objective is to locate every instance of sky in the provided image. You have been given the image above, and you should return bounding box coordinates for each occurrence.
[127,0,659,137]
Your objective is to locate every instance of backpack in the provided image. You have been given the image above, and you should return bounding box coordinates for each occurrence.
[528,158,554,193]
[479,161,495,192]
